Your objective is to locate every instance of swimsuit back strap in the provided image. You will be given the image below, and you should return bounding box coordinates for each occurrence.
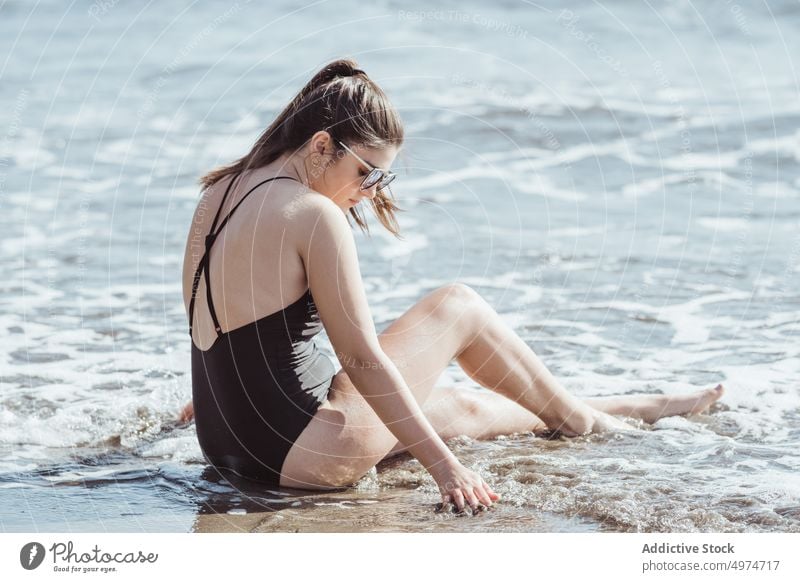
[189,174,301,337]
[188,173,242,336]
[209,171,245,233]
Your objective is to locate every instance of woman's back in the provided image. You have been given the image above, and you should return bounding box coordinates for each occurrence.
[182,169,337,485]
[182,169,313,350]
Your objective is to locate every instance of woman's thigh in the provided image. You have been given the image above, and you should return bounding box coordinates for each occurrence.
[280,284,475,489]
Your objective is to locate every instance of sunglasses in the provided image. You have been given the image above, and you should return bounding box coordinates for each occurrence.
[337,140,397,191]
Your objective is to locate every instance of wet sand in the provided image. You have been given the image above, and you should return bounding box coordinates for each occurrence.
[190,485,601,533]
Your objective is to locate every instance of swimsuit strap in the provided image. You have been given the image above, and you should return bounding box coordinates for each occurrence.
[189,173,301,338]
[193,171,244,337]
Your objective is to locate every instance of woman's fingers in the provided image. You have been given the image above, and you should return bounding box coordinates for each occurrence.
[436,474,500,516]
[464,489,481,512]
[452,489,466,513]
[437,487,500,515]
[474,485,492,507]
[484,482,500,501]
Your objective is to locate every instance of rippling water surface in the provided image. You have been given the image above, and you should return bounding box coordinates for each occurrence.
[1,0,799,532]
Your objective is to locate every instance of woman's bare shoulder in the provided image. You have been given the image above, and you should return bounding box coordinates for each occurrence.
[280,188,346,229]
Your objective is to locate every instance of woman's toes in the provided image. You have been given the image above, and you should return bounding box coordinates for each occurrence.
[707,383,725,403]
[692,384,725,414]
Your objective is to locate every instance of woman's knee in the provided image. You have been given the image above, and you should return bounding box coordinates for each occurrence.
[433,283,487,307]
[425,283,492,349]
[421,385,486,440]
[424,283,490,325]
[451,388,483,422]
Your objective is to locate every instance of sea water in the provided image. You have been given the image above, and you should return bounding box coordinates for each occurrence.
[1,0,799,532]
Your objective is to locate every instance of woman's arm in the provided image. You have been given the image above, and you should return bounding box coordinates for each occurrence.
[297,198,497,512]
[297,197,460,474]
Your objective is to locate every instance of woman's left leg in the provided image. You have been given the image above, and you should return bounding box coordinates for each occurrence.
[382,383,726,459]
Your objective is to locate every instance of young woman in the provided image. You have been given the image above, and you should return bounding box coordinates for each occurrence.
[181,58,724,515]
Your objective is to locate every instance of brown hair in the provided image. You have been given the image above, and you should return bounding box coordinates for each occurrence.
[198,58,405,238]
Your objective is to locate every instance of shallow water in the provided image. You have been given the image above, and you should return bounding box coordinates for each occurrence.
[1,0,799,532]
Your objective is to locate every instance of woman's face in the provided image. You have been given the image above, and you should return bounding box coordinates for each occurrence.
[306,131,398,210]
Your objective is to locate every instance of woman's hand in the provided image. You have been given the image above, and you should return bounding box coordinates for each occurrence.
[429,458,500,514]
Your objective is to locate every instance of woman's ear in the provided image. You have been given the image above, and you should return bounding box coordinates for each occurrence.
[308,130,332,156]
[305,131,336,177]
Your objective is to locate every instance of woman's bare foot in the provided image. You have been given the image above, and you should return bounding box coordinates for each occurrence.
[587,384,725,433]
[648,383,725,422]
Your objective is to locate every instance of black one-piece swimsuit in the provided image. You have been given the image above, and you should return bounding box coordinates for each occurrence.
[188,172,336,486]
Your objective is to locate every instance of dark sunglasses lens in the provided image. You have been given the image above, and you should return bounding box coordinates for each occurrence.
[361,169,383,190]
[378,173,396,189]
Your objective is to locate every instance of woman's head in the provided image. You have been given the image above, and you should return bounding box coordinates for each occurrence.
[200,58,405,238]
